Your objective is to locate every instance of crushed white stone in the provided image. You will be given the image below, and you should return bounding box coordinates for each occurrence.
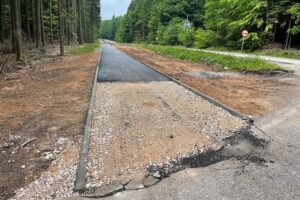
[86,81,247,188]
[11,81,247,199]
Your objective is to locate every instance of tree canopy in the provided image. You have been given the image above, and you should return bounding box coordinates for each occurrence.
[101,0,300,50]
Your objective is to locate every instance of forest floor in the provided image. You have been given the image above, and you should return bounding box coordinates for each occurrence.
[116,45,296,117]
[0,45,99,199]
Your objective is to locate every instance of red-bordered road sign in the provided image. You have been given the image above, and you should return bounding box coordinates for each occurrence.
[242,30,249,37]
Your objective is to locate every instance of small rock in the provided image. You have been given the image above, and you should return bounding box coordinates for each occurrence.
[210,143,224,152]
[118,176,132,186]
[125,181,144,190]
[143,176,160,187]
[43,152,56,161]
[152,171,161,179]
[21,165,26,169]
[2,143,12,148]
[82,183,124,198]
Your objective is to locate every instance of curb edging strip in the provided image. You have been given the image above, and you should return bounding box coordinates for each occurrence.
[117,45,253,123]
[74,45,102,192]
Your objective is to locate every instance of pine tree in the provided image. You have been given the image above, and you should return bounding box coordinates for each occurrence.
[58,0,64,55]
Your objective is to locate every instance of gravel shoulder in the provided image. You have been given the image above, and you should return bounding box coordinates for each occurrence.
[86,81,246,188]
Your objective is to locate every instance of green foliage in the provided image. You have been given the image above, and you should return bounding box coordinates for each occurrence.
[100,16,122,40]
[194,29,221,48]
[65,41,99,55]
[288,3,300,35]
[240,33,263,51]
[115,0,205,44]
[107,0,300,50]
[178,29,195,47]
[157,19,184,45]
[138,44,280,71]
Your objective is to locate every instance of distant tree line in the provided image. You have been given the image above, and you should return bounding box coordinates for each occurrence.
[100,15,122,41]
[0,0,101,60]
[101,0,300,50]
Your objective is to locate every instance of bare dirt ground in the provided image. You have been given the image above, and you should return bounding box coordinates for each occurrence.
[116,45,295,117]
[0,47,99,199]
[86,82,246,188]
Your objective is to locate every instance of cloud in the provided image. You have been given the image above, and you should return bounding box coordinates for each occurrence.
[102,0,132,20]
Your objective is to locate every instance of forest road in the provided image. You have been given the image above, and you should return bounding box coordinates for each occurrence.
[98,44,169,82]
[71,49,300,200]
[68,45,300,200]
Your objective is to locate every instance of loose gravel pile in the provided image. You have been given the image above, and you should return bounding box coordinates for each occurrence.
[11,138,81,200]
[87,81,246,188]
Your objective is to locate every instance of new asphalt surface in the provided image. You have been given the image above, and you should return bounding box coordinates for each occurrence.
[98,44,169,82]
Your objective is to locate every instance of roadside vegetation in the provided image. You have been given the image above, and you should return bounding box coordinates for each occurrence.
[254,49,300,60]
[138,45,280,71]
[206,47,300,60]
[102,0,300,57]
[66,41,100,55]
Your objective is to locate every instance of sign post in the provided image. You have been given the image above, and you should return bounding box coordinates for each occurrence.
[184,17,191,29]
[241,29,248,52]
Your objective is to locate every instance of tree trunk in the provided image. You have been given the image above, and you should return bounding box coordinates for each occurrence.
[26,0,31,40]
[31,0,36,42]
[0,0,3,42]
[58,0,64,56]
[11,0,16,52]
[72,0,77,43]
[13,0,22,60]
[77,0,83,44]
[66,0,71,45]
[273,24,277,42]
[288,35,292,49]
[49,0,53,44]
[82,0,87,42]
[285,17,292,50]
[36,0,42,48]
[41,0,45,46]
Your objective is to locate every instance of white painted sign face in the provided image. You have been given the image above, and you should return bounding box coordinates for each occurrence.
[242,30,249,37]
[184,19,191,29]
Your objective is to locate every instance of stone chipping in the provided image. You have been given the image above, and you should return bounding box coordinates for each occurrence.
[10,81,247,199]
[86,81,247,188]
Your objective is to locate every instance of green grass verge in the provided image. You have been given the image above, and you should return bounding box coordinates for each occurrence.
[206,47,300,60]
[254,49,300,60]
[65,41,100,55]
[137,45,279,71]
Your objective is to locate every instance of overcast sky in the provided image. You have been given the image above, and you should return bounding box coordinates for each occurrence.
[102,0,132,20]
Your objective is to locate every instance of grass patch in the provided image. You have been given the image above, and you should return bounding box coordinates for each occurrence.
[66,41,100,55]
[255,49,300,60]
[137,45,279,71]
[204,47,300,60]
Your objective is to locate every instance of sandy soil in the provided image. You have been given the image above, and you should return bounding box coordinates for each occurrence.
[116,45,295,117]
[0,49,99,199]
[87,82,246,188]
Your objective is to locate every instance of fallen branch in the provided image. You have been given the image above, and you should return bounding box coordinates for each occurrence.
[22,138,37,147]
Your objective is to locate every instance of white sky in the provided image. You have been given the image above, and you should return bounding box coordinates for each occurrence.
[101,0,132,20]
